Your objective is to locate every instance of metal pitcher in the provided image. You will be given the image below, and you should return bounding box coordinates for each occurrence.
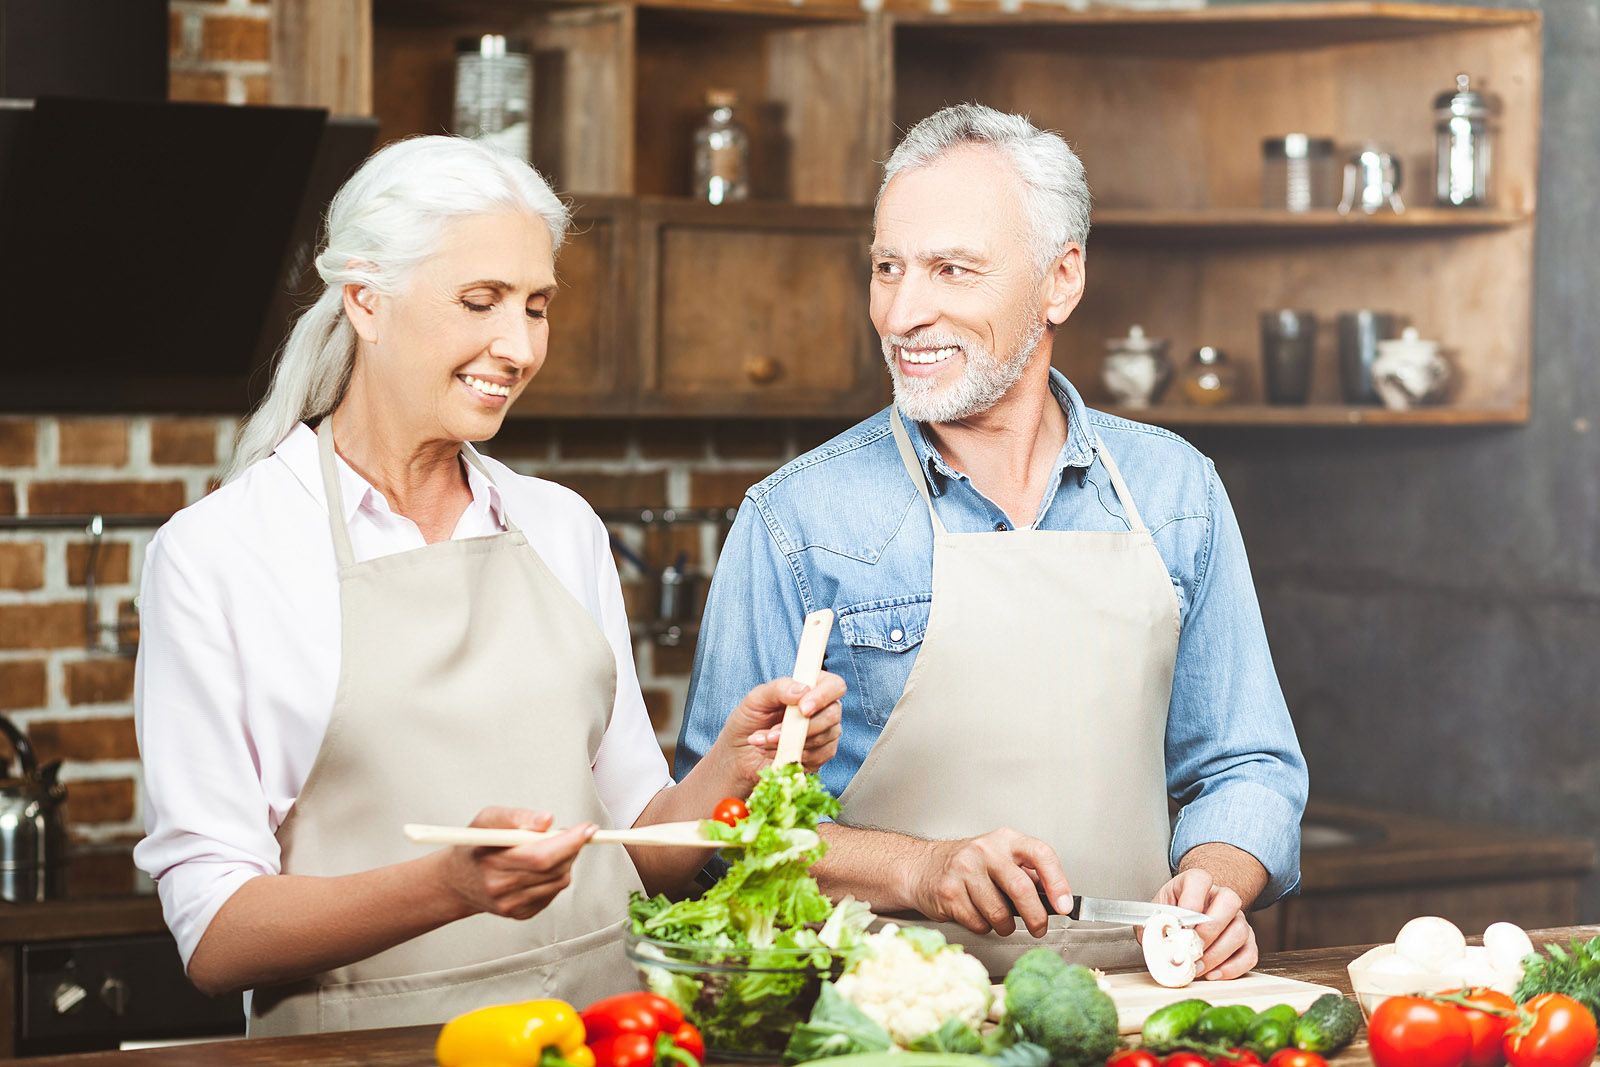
[0,713,68,902]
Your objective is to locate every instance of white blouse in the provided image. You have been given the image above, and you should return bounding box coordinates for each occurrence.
[132,424,673,967]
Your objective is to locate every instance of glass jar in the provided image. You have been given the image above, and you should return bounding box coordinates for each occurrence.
[1102,325,1172,408]
[1261,134,1337,213]
[1435,73,1497,208]
[452,35,532,160]
[1179,346,1238,407]
[692,90,750,205]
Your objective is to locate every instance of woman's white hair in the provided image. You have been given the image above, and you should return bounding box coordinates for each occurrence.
[879,103,1090,273]
[224,135,571,481]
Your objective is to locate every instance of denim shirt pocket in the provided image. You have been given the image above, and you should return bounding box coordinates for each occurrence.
[837,596,932,727]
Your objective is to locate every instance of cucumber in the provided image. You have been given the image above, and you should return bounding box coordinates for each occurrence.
[1293,993,1363,1054]
[1253,1005,1299,1030]
[1243,1017,1293,1057]
[1193,1004,1259,1045]
[1141,999,1212,1048]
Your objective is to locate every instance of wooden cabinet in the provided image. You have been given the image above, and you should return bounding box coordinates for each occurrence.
[278,0,1541,426]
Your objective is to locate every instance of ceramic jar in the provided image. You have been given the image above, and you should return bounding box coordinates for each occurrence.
[1373,326,1453,409]
[1102,325,1172,408]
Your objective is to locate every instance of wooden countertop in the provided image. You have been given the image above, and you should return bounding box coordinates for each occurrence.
[8,925,1596,1067]
[0,849,166,945]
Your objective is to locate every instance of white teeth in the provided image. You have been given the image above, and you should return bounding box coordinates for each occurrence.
[461,374,511,398]
[899,346,957,365]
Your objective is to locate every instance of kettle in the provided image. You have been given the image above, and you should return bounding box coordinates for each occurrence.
[0,713,68,902]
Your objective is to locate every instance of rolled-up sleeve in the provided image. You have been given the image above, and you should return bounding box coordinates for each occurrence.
[675,496,806,779]
[133,527,275,968]
[1165,465,1308,907]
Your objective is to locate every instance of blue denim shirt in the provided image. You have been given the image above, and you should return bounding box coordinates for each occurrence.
[676,370,1308,906]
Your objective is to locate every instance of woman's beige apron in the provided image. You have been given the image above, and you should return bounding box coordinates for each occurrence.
[837,409,1180,976]
[250,421,643,1036]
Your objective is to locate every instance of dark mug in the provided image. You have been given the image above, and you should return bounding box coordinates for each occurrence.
[1261,310,1317,404]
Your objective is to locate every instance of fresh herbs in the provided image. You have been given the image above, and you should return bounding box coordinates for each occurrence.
[1514,936,1600,1019]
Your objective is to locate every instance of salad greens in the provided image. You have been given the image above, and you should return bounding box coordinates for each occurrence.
[627,765,872,1056]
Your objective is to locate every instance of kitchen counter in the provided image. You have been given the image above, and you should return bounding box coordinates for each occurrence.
[8,925,1597,1067]
[1260,803,1597,952]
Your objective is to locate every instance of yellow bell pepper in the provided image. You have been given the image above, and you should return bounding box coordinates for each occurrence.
[436,999,596,1067]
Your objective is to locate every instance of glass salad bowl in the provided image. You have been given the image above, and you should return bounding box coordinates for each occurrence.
[623,930,844,1061]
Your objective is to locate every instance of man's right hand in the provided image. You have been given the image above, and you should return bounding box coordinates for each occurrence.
[907,828,1073,938]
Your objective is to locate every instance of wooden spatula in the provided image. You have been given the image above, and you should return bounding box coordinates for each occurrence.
[773,608,835,767]
[404,820,726,850]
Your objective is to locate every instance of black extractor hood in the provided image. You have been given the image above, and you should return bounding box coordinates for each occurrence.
[0,1,378,413]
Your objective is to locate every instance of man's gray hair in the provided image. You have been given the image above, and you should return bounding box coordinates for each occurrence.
[879,103,1090,272]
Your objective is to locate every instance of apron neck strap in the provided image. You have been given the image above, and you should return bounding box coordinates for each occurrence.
[459,447,521,535]
[317,419,358,568]
[888,407,949,536]
[889,407,1152,536]
[315,421,521,570]
[1093,434,1150,534]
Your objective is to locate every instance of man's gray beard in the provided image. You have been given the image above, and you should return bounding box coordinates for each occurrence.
[885,316,1047,424]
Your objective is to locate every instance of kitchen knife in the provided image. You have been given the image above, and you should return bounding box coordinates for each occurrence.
[1010,891,1210,927]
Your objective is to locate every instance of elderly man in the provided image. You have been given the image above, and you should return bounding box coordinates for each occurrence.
[676,104,1307,978]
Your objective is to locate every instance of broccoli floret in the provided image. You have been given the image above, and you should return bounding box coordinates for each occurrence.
[1000,949,1120,1067]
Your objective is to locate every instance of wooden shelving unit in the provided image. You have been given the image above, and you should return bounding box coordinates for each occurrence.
[275,0,1542,425]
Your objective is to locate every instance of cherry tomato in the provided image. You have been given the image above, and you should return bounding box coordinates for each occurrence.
[1368,996,1473,1067]
[1505,994,1599,1067]
[1215,1050,1263,1067]
[1107,1050,1162,1067]
[1267,1051,1329,1067]
[1441,988,1516,1067]
[1163,1052,1214,1067]
[710,797,748,827]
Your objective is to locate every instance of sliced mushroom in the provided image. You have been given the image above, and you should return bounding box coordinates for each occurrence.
[1143,913,1205,988]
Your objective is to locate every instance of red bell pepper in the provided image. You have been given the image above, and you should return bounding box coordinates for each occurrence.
[580,993,703,1067]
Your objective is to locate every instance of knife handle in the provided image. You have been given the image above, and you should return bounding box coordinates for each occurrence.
[1007,888,1082,920]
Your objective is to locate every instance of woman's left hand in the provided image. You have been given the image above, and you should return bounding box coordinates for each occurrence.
[717,672,845,786]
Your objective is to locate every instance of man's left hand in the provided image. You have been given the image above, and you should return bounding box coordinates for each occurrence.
[1155,868,1258,980]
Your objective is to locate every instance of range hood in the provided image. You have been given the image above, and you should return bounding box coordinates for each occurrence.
[0,96,376,413]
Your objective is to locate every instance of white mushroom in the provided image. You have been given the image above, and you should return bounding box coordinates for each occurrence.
[1483,922,1534,982]
[1395,916,1467,971]
[1143,913,1205,988]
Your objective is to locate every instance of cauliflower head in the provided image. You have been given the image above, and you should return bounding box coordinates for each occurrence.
[832,924,993,1047]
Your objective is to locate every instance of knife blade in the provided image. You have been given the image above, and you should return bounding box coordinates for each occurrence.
[1009,890,1210,927]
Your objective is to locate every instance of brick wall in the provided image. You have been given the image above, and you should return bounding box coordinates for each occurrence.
[0,415,845,844]
[168,0,272,106]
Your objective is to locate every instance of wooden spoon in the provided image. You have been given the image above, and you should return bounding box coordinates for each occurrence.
[404,820,726,850]
[403,822,822,852]
[773,608,835,767]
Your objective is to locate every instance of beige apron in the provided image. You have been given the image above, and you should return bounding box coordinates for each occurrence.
[837,409,1180,976]
[250,421,642,1036]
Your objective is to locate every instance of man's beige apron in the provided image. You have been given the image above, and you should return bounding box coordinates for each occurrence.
[837,409,1180,976]
[250,421,642,1035]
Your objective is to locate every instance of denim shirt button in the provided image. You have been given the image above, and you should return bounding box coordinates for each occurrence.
[889,627,904,642]
[994,521,1008,531]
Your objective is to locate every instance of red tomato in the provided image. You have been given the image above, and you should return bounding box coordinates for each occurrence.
[1215,1050,1263,1067]
[709,797,748,827]
[1441,988,1517,1067]
[1368,996,1473,1067]
[1505,994,1599,1067]
[1107,1050,1162,1067]
[1267,1051,1329,1067]
[1163,1053,1214,1067]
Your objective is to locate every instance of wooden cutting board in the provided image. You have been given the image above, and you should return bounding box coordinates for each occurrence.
[991,970,1341,1035]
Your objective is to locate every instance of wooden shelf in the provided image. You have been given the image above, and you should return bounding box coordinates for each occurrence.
[281,0,1543,425]
[1102,404,1529,428]
[1092,207,1529,239]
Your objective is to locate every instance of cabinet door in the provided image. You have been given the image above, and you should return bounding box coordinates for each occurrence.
[511,197,635,416]
[636,199,884,417]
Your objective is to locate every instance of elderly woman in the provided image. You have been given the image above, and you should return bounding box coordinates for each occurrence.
[132,136,845,1036]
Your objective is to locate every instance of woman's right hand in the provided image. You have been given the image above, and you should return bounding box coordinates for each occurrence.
[440,807,595,920]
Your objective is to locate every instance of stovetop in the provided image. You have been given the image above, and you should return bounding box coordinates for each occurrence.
[2,845,155,906]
